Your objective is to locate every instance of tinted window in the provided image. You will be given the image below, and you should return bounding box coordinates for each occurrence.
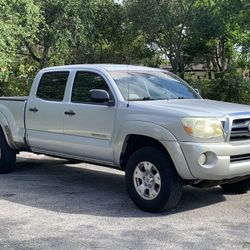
[71,71,110,103]
[36,71,69,101]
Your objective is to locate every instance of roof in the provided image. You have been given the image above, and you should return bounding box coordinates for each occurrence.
[42,64,163,72]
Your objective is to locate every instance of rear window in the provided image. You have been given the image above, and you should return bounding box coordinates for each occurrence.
[36,71,69,101]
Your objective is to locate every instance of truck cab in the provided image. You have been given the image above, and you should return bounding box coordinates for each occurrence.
[0,64,249,212]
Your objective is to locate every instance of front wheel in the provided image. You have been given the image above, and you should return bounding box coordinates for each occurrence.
[125,147,183,213]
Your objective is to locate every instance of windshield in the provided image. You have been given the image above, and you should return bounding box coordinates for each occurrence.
[109,70,200,101]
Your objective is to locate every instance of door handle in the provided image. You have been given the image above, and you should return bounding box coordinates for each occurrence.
[29,107,38,112]
[64,110,76,116]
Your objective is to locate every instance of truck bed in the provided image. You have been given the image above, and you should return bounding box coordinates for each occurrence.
[0,97,28,148]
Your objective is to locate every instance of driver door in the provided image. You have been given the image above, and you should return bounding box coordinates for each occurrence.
[63,70,116,163]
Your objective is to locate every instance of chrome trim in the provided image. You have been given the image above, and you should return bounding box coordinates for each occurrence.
[227,116,233,142]
[226,112,250,142]
[219,115,230,141]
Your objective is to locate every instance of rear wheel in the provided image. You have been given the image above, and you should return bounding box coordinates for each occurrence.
[220,179,250,194]
[0,130,16,174]
[125,147,183,213]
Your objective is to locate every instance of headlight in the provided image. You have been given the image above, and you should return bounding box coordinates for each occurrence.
[182,117,224,139]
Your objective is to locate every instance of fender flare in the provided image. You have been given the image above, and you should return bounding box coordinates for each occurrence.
[0,112,17,149]
[113,121,177,165]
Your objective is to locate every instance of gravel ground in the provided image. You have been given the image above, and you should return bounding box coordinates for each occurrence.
[0,152,249,250]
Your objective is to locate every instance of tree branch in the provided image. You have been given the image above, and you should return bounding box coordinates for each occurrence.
[24,41,41,63]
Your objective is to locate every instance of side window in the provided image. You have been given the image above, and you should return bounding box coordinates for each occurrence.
[36,71,69,101]
[71,71,111,103]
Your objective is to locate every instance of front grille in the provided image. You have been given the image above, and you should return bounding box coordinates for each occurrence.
[231,154,250,163]
[230,118,250,141]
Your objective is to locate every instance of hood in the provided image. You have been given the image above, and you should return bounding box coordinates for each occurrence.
[132,99,250,118]
[122,99,250,143]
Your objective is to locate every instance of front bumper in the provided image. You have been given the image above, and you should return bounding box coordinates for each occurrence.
[180,140,250,180]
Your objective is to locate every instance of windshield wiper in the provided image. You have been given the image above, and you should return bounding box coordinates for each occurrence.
[169,96,186,99]
[142,96,155,100]
[129,96,169,101]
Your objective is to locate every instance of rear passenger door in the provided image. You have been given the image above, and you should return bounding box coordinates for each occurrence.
[63,70,116,163]
[26,71,69,153]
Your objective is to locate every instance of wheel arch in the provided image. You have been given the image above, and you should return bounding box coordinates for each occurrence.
[119,134,174,171]
[113,121,177,169]
[0,113,17,150]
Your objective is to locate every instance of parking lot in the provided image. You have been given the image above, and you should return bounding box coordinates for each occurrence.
[0,152,249,250]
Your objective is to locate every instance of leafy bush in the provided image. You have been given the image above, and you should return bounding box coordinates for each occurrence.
[187,72,250,105]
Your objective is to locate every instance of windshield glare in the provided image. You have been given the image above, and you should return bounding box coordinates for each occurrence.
[109,70,200,101]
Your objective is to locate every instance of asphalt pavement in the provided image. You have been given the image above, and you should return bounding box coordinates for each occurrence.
[0,152,249,250]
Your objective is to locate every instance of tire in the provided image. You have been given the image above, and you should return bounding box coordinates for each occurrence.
[125,147,183,213]
[220,179,250,194]
[0,130,16,174]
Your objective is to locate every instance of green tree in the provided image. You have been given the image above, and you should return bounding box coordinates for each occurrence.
[187,0,250,77]
[0,0,42,95]
[125,0,197,78]
[0,0,249,104]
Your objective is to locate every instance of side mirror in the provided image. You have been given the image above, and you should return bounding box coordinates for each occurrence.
[89,89,114,106]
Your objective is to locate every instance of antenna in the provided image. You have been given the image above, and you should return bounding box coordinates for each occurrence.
[127,64,130,108]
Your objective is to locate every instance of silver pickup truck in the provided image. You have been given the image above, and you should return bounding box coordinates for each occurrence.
[0,64,249,212]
